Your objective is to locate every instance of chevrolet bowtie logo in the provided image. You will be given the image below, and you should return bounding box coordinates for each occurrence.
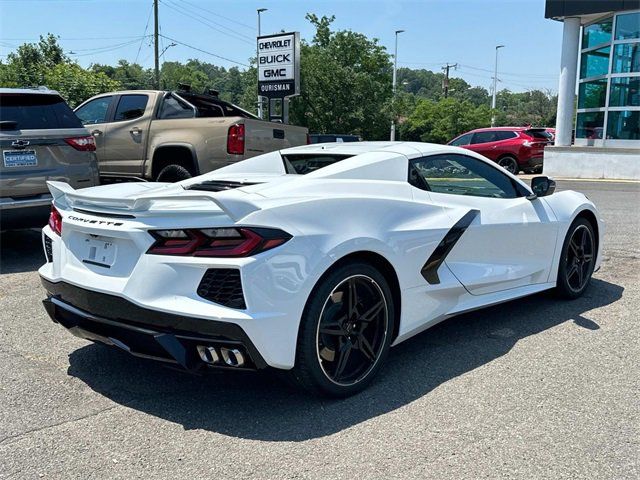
[11,140,30,149]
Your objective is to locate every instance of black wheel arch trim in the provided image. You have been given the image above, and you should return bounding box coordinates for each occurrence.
[149,142,200,179]
[421,209,479,285]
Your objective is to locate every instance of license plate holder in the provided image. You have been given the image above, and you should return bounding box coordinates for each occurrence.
[3,150,38,167]
[82,237,117,268]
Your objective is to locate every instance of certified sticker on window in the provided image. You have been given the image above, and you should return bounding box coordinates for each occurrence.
[3,150,38,167]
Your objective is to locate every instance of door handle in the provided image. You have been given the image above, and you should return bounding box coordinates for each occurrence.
[130,127,142,135]
[91,129,102,136]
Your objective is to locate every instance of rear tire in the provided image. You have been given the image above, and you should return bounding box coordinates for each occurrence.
[155,164,193,182]
[288,262,396,397]
[555,217,596,299]
[498,156,519,175]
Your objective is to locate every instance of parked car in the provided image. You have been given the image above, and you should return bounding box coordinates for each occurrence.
[73,90,308,182]
[0,88,99,230]
[448,127,553,174]
[309,134,362,143]
[39,141,602,397]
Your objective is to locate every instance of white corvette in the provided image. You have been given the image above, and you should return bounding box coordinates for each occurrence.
[39,142,603,396]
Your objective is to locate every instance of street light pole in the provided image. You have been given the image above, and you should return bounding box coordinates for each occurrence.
[390,29,404,141]
[257,8,267,119]
[153,0,160,89]
[491,44,504,127]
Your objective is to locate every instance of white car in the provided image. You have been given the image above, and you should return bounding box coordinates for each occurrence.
[39,142,603,397]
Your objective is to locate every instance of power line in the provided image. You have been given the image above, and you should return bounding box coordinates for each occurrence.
[69,38,146,57]
[159,0,253,45]
[170,0,253,30]
[2,35,148,41]
[159,34,250,67]
[171,0,254,36]
[458,63,557,79]
[135,1,155,64]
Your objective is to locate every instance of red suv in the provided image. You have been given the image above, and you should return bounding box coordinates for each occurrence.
[448,127,552,174]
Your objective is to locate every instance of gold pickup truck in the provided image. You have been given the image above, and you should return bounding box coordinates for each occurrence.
[74,90,308,182]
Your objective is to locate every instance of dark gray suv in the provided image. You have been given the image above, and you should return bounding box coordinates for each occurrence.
[0,88,99,230]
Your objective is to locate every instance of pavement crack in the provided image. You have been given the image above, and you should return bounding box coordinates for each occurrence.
[0,404,120,448]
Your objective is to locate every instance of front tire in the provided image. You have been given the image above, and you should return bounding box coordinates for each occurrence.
[289,262,395,397]
[555,217,596,299]
[498,156,519,175]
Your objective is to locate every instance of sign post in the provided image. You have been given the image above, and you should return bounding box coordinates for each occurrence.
[257,32,300,124]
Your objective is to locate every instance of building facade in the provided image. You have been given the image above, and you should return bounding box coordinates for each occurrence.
[545,0,640,179]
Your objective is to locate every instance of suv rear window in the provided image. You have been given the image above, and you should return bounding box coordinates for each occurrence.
[282,154,353,174]
[0,93,83,130]
[525,129,553,140]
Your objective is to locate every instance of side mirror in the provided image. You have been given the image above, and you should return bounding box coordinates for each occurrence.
[529,176,556,199]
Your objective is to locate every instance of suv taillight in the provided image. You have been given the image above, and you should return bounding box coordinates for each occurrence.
[64,136,96,151]
[523,140,547,148]
[49,205,62,236]
[227,124,245,155]
[147,227,291,257]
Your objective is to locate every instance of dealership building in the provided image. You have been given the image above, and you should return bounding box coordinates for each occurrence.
[544,0,640,179]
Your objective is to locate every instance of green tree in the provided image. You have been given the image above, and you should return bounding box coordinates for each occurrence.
[0,34,121,106]
[288,14,393,139]
[400,97,492,144]
[91,60,153,90]
[44,63,120,107]
[0,34,67,87]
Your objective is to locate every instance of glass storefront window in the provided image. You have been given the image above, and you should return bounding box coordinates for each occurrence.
[615,12,640,40]
[583,17,613,48]
[606,111,640,139]
[578,79,608,108]
[612,42,640,73]
[609,77,640,107]
[576,112,605,139]
[580,47,611,78]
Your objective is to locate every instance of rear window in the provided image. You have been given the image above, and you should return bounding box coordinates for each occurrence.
[494,131,517,141]
[525,129,553,140]
[282,154,353,174]
[114,94,148,121]
[0,93,83,130]
[178,93,257,119]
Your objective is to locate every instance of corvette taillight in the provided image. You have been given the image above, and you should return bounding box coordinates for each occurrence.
[146,227,291,257]
[48,205,62,236]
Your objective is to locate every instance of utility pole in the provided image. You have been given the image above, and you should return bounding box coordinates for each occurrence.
[441,63,457,98]
[257,8,267,119]
[491,45,504,127]
[154,0,160,89]
[390,29,404,141]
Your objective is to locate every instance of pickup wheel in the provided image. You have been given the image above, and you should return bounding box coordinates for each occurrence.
[155,164,193,182]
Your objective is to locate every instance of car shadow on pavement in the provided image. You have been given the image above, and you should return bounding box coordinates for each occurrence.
[0,229,44,274]
[67,278,623,442]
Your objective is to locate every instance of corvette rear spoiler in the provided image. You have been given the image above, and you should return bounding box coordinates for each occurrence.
[47,181,262,221]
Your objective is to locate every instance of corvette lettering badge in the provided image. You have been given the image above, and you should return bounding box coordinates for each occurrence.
[68,215,124,227]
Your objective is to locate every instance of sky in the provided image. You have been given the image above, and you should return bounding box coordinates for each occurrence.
[0,0,564,93]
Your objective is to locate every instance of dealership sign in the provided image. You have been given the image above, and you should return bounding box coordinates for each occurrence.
[257,32,300,99]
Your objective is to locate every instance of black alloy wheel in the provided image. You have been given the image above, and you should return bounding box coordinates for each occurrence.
[498,156,519,175]
[565,225,595,292]
[289,262,395,397]
[316,275,388,386]
[556,217,596,299]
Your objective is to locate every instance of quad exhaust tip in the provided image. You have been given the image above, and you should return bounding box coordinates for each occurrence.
[197,345,245,368]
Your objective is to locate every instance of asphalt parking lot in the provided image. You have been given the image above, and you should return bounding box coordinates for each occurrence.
[0,179,638,479]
